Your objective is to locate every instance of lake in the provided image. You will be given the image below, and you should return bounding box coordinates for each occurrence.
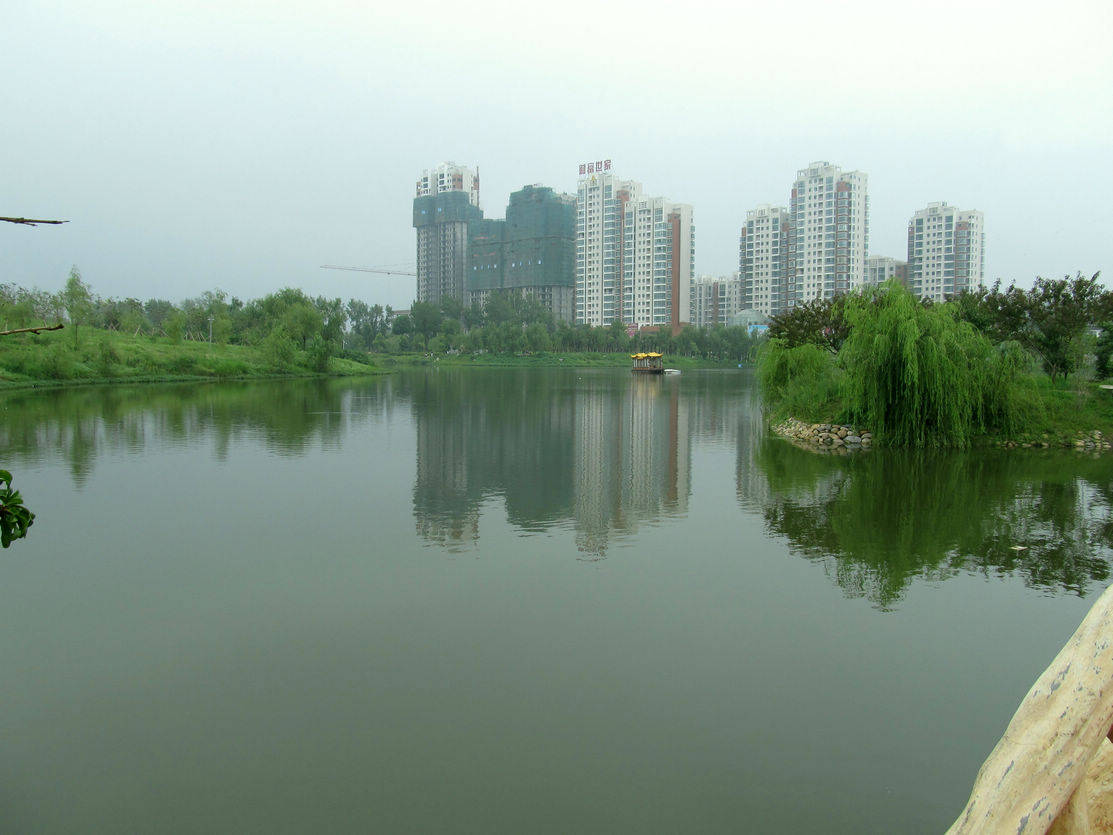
[2,368,1110,833]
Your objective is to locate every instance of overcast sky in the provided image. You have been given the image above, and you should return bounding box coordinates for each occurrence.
[4,0,1111,310]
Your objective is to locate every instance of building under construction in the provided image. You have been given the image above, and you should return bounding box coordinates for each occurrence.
[467,185,576,322]
[413,162,483,306]
[413,189,483,306]
[413,163,575,322]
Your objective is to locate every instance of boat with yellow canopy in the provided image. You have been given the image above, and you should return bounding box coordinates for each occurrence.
[630,352,664,374]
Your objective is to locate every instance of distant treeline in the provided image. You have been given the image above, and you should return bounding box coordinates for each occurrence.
[0,268,762,363]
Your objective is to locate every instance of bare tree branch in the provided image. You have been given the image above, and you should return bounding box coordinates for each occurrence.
[0,217,69,226]
[0,323,65,336]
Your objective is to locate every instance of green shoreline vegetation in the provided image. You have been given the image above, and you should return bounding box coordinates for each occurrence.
[0,268,758,389]
[0,329,384,390]
[758,276,1113,447]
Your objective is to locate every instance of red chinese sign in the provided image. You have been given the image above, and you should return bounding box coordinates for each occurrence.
[579,160,612,175]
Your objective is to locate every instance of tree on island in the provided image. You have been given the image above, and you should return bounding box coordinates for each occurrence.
[766,295,851,355]
[955,272,1109,380]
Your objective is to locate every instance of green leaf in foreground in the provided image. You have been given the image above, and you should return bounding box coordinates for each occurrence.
[0,469,35,547]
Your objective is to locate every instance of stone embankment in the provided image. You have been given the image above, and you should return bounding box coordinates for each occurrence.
[992,429,1111,451]
[772,418,872,453]
[774,419,1112,454]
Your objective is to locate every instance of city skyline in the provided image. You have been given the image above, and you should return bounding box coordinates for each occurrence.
[420,157,987,322]
[3,1,1109,311]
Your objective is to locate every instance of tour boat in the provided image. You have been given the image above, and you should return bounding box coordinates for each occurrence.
[630,352,664,374]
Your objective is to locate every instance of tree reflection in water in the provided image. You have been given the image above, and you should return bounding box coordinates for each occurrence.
[751,439,1113,609]
[6,372,1108,599]
[0,378,399,485]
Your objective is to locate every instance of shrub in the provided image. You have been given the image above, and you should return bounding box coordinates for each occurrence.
[757,340,844,421]
[205,358,250,377]
[41,343,75,379]
[1096,323,1113,380]
[306,335,332,372]
[262,325,295,371]
[95,337,120,376]
[168,354,198,374]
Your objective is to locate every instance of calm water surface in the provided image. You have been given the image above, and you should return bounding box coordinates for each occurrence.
[2,368,1111,833]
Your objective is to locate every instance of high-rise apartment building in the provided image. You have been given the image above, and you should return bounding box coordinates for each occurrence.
[413,162,483,305]
[576,161,693,331]
[467,185,577,322]
[739,204,791,316]
[576,165,639,326]
[788,162,869,304]
[621,196,693,331]
[690,273,742,327]
[415,162,480,207]
[907,202,985,301]
[865,255,909,288]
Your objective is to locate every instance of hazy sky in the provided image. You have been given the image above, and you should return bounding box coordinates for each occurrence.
[4,0,1111,310]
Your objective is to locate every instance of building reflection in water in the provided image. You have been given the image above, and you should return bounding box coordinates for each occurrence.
[572,375,689,557]
[10,369,1106,599]
[412,370,576,550]
[411,369,693,556]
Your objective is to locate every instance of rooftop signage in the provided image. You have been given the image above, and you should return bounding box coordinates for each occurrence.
[578,160,612,175]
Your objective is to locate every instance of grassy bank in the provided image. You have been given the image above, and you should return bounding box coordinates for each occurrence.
[0,329,383,390]
[375,351,743,369]
[0,333,742,390]
[1004,379,1113,443]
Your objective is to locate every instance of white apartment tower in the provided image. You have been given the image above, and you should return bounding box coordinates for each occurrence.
[865,255,908,288]
[576,163,694,331]
[907,202,985,302]
[576,167,638,326]
[690,273,743,327]
[788,162,869,304]
[415,162,480,207]
[621,196,693,330]
[739,205,790,316]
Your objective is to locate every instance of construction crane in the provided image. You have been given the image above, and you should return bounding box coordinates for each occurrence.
[320,264,416,277]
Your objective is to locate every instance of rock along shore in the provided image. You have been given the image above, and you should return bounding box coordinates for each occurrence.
[771,418,872,454]
[772,419,1112,454]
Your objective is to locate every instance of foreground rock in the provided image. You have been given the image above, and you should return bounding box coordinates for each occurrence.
[947,583,1113,834]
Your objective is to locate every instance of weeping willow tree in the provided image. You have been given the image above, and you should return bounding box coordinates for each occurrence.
[840,282,1032,447]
